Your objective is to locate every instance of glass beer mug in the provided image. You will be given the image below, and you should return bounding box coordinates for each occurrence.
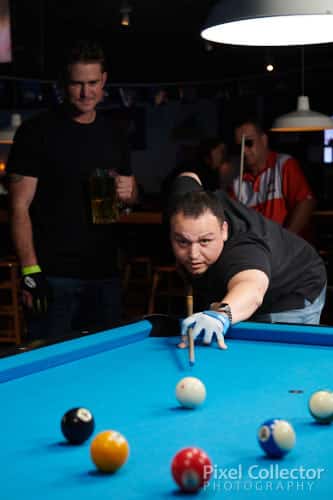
[89,168,119,224]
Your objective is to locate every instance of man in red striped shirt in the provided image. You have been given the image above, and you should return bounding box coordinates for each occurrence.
[230,118,316,239]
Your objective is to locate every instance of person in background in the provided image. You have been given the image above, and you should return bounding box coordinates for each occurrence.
[162,136,232,197]
[230,117,316,239]
[167,173,326,350]
[194,137,234,191]
[6,40,139,342]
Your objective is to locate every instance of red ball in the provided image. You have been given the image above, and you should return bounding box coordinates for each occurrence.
[171,447,213,492]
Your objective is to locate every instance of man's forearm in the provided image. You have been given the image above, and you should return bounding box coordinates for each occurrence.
[11,208,38,267]
[210,270,269,324]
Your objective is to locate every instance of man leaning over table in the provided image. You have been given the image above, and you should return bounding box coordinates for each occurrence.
[166,172,326,350]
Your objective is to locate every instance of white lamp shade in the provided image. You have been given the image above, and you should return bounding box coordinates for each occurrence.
[0,113,22,144]
[271,96,333,132]
[201,0,333,46]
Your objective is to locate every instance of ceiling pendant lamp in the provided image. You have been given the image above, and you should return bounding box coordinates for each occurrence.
[271,96,333,132]
[120,0,131,27]
[271,48,333,132]
[201,0,333,46]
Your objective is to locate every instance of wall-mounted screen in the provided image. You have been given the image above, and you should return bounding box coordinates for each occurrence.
[323,127,333,164]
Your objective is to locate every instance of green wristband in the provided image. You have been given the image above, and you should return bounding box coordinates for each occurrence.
[22,265,42,276]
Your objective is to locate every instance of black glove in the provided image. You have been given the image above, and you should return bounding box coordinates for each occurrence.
[21,271,51,314]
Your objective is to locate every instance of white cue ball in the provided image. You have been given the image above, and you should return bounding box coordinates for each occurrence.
[308,390,333,424]
[175,376,206,409]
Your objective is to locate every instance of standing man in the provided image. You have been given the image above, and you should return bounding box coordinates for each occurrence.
[230,117,316,238]
[7,40,139,341]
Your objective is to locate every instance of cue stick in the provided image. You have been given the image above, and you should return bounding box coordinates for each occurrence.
[186,286,195,366]
[238,133,245,201]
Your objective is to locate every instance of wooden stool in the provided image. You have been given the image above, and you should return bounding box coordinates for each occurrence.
[147,264,186,315]
[122,255,153,293]
[0,258,25,344]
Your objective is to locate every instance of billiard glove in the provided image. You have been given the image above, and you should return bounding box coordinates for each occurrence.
[21,265,51,315]
[181,310,230,348]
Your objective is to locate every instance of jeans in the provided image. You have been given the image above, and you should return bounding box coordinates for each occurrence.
[26,275,122,341]
[254,285,327,325]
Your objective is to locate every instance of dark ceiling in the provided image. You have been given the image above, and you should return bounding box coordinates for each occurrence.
[2,0,333,98]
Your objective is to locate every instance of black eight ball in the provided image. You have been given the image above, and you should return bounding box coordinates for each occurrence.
[61,407,95,444]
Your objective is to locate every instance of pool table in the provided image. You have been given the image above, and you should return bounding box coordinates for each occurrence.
[1,318,333,499]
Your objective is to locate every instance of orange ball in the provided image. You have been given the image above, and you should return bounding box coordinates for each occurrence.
[90,430,130,473]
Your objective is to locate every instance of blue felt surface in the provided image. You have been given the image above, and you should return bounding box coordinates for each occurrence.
[0,320,151,383]
[0,321,332,499]
[230,321,333,346]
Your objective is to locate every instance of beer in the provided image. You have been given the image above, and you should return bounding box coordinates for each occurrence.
[89,169,119,224]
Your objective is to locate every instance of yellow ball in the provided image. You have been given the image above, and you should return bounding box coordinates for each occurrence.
[90,430,130,473]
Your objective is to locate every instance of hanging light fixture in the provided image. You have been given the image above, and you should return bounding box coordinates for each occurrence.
[271,96,333,132]
[201,0,333,46]
[265,48,275,72]
[271,48,333,132]
[120,0,131,27]
[0,113,22,144]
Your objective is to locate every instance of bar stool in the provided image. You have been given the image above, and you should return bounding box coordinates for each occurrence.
[122,255,153,293]
[147,264,186,315]
[0,257,25,344]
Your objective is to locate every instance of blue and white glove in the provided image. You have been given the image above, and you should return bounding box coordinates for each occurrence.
[181,310,230,349]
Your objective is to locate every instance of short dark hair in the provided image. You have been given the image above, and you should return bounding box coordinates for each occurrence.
[60,40,106,82]
[234,114,266,134]
[169,190,225,225]
[197,136,227,163]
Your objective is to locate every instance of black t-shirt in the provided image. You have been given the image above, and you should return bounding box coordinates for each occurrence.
[169,176,327,314]
[7,107,131,279]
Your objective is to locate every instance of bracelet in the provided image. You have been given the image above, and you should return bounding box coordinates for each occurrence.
[22,265,42,276]
[215,303,233,324]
